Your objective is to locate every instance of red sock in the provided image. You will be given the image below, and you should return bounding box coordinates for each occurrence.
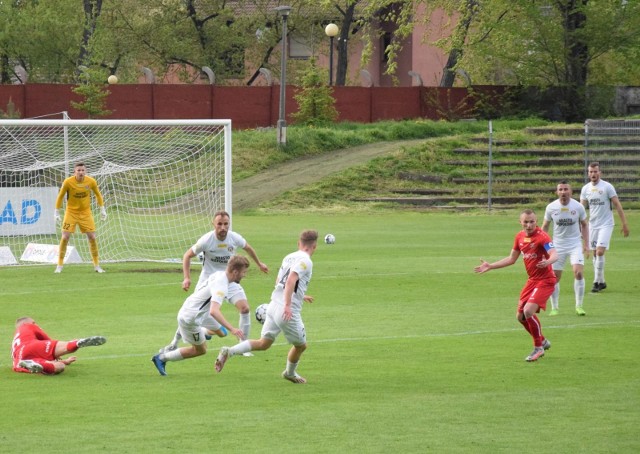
[526,316,543,347]
[66,340,79,353]
[519,318,532,335]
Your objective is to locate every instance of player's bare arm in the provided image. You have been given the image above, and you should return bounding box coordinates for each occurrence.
[209,304,244,340]
[536,248,558,268]
[611,197,630,237]
[581,218,590,258]
[181,248,196,291]
[474,249,520,273]
[243,243,269,273]
[282,271,299,321]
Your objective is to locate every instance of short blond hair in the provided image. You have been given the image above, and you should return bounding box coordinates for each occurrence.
[228,255,250,272]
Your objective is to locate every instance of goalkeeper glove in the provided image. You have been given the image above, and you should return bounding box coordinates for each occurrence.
[54,209,61,224]
[100,206,107,221]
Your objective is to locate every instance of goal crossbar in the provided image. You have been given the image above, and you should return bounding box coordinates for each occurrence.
[0,119,232,264]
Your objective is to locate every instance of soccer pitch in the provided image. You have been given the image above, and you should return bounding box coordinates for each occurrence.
[1,211,638,453]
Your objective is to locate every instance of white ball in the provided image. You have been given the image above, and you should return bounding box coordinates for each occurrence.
[255,304,268,325]
[324,234,336,244]
[107,75,118,84]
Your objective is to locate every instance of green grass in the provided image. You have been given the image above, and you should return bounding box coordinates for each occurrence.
[232,118,550,180]
[1,211,639,453]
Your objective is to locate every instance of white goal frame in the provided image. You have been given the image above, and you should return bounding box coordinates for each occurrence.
[0,119,232,265]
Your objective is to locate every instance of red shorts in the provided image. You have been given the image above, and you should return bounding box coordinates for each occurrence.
[518,277,556,312]
[16,340,58,362]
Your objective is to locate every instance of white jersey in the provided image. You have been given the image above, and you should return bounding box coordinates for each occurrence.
[178,271,230,325]
[270,250,313,315]
[544,198,586,248]
[191,230,247,286]
[580,179,618,229]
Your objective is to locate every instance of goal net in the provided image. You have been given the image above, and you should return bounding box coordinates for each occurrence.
[584,119,640,203]
[0,119,231,265]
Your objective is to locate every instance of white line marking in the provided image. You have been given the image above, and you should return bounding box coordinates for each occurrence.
[78,319,640,361]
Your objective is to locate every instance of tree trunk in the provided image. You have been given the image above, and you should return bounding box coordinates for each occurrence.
[335,3,356,87]
[77,0,103,68]
[440,0,478,87]
[557,0,589,121]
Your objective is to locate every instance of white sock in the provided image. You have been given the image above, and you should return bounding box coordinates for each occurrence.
[595,255,605,283]
[551,283,560,310]
[170,328,181,346]
[239,312,251,339]
[161,349,184,362]
[285,360,298,377]
[575,278,585,307]
[228,340,252,356]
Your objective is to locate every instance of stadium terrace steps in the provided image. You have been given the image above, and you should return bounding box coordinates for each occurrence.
[363,125,640,209]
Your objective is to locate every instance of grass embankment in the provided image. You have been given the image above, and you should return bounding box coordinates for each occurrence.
[233,118,553,211]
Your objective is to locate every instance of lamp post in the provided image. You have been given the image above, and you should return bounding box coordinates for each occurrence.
[275,5,292,146]
[324,23,339,86]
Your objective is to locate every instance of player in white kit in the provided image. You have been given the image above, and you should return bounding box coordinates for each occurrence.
[542,182,589,315]
[580,162,630,293]
[151,256,249,376]
[214,229,318,384]
[160,211,269,353]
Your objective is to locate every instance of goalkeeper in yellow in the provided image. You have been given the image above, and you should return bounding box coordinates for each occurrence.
[54,162,107,273]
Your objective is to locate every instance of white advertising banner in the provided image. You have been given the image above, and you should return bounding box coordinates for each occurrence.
[0,187,58,235]
[20,243,83,264]
[0,246,18,265]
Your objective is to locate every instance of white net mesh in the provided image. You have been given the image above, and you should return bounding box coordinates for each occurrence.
[584,119,640,203]
[0,119,231,264]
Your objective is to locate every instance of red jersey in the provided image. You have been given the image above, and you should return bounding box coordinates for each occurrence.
[11,322,56,372]
[513,227,556,281]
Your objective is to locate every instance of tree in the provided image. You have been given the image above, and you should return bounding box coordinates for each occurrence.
[292,58,338,125]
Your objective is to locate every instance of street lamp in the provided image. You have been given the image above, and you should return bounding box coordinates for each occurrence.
[275,5,292,146]
[325,23,339,86]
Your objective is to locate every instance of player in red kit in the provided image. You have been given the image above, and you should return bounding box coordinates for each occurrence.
[474,209,558,362]
[11,317,107,375]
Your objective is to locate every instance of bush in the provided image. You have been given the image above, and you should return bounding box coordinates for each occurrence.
[292,59,338,126]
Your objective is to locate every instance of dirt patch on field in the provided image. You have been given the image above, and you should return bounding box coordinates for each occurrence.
[233,139,425,211]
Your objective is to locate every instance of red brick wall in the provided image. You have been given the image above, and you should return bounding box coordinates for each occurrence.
[0,84,496,128]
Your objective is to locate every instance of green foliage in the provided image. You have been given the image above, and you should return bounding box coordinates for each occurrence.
[70,68,112,118]
[1,212,639,452]
[292,59,338,126]
[232,119,491,180]
[0,97,21,119]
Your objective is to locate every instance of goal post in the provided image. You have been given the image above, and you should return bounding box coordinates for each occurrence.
[0,119,232,265]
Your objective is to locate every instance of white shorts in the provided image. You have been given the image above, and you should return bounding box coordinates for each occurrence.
[260,303,306,346]
[552,244,584,271]
[589,226,613,250]
[178,313,222,345]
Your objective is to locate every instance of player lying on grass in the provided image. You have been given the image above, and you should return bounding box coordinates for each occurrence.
[11,317,107,375]
[151,256,249,376]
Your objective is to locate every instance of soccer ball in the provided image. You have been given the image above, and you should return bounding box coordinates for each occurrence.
[324,234,336,244]
[255,304,268,325]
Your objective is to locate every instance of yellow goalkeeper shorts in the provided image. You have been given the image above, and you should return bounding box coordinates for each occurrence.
[62,210,96,233]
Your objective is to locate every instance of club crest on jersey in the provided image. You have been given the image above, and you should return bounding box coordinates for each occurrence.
[523,237,532,243]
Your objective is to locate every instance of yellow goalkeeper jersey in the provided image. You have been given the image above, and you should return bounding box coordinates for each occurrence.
[55,175,104,213]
